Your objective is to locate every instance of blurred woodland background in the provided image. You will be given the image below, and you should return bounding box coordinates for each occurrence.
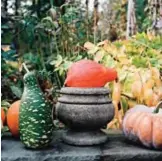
[1,0,162,128]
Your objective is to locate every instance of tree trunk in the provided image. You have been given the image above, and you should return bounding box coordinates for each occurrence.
[126,0,137,39]
[86,0,89,40]
[93,0,99,44]
[150,0,162,35]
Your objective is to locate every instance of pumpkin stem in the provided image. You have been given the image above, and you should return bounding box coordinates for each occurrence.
[22,63,30,73]
[153,101,162,113]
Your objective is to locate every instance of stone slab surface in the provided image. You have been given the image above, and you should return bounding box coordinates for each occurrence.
[1,130,162,161]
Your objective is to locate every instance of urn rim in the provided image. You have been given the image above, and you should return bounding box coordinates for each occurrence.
[59,87,110,95]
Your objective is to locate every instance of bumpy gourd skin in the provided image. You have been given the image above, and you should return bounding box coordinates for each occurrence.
[19,72,54,149]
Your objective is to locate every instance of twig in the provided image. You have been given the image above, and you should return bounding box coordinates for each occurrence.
[121,93,135,100]
[22,63,30,73]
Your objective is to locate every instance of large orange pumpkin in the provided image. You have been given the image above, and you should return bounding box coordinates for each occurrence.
[7,100,20,137]
[65,60,117,87]
[122,102,162,150]
[1,108,6,125]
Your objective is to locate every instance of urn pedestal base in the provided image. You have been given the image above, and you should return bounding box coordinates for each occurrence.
[62,130,108,146]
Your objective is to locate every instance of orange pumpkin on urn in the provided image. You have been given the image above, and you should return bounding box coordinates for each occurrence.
[65,60,117,87]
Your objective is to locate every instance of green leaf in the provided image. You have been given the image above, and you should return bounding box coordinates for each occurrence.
[103,55,116,68]
[10,86,23,98]
[2,50,17,61]
[73,55,83,61]
[120,96,129,114]
[55,55,63,67]
[1,101,10,108]
[62,61,73,70]
[1,126,9,137]
[41,16,53,23]
[59,68,64,76]
[52,21,59,28]
[118,70,128,82]
[50,55,63,67]
[1,24,10,29]
[50,60,57,65]
[132,56,147,68]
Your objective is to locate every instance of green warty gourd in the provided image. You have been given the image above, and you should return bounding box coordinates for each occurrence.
[19,71,54,149]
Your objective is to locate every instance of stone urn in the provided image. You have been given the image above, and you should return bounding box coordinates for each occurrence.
[55,87,114,146]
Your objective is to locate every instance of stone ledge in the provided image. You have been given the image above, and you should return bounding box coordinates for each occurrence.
[1,130,162,161]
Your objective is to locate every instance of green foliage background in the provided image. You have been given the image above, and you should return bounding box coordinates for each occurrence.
[1,0,161,103]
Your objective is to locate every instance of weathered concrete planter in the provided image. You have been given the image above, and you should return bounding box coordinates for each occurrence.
[56,87,115,146]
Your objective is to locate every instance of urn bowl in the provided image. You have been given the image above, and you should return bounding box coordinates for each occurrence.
[56,87,114,145]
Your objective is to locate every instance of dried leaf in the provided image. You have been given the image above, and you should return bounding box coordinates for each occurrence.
[94,50,105,62]
[97,40,108,46]
[84,42,96,50]
[131,80,143,99]
[87,46,99,55]
[1,45,10,52]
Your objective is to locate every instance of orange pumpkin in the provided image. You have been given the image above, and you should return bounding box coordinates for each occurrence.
[7,100,20,137]
[1,108,6,125]
[122,102,162,150]
[65,60,117,87]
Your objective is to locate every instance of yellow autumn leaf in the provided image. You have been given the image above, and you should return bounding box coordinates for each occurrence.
[117,54,130,65]
[6,61,19,69]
